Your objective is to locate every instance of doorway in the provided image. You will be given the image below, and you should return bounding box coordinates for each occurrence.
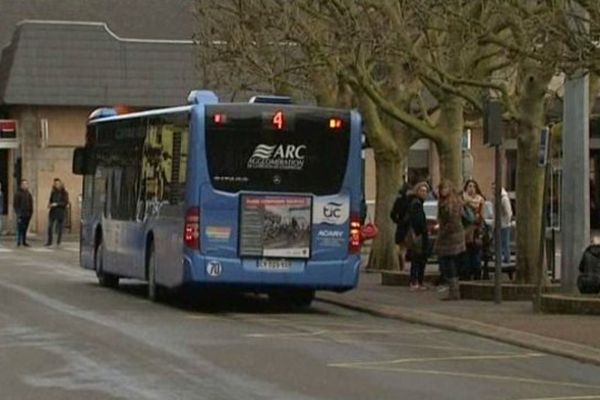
[0,149,8,215]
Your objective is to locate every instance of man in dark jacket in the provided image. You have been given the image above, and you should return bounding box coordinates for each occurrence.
[408,182,430,290]
[46,178,69,246]
[14,179,33,247]
[390,182,412,271]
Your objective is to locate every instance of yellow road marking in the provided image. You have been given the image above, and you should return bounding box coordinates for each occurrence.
[329,352,545,367]
[329,364,600,390]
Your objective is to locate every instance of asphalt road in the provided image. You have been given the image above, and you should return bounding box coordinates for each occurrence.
[1,241,600,400]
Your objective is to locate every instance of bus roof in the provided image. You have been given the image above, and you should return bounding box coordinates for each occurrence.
[88,105,193,124]
[89,102,353,125]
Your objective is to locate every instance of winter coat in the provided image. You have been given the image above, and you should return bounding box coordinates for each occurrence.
[463,192,484,245]
[49,188,69,218]
[409,197,429,257]
[390,184,412,244]
[14,189,33,218]
[434,196,466,257]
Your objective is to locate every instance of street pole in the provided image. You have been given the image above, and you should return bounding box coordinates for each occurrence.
[484,97,504,304]
[561,73,590,293]
[535,128,551,312]
[494,143,502,304]
[561,0,590,294]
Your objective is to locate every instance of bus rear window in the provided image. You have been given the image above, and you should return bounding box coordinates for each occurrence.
[205,106,351,195]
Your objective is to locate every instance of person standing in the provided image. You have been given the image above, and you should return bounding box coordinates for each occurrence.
[407,182,430,291]
[46,178,69,246]
[435,180,466,300]
[462,179,485,280]
[500,187,513,264]
[390,182,413,271]
[14,179,33,247]
[0,181,4,241]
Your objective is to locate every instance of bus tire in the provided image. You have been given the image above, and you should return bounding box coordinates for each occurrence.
[95,241,119,288]
[147,241,164,302]
[269,289,315,309]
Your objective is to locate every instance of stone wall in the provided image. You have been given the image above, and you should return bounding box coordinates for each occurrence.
[5,106,91,235]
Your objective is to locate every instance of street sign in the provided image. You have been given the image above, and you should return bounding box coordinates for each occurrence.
[0,119,18,149]
[483,99,503,147]
[538,127,550,167]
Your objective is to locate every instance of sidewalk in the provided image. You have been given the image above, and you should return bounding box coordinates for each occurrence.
[317,271,600,366]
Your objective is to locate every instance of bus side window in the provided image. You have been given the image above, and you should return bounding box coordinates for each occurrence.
[144,117,188,210]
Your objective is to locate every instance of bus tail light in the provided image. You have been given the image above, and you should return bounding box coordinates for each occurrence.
[184,207,200,249]
[349,213,362,254]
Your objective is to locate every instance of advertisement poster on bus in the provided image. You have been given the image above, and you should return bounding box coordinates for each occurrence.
[240,195,312,258]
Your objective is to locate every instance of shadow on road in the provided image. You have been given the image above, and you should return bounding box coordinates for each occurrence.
[97,280,331,316]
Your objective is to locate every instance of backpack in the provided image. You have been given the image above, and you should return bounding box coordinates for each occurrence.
[577,244,600,294]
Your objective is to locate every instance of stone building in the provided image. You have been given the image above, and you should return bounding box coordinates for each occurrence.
[0,0,198,233]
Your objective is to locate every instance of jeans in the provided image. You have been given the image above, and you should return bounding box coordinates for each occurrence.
[501,227,511,263]
[410,256,426,286]
[439,255,460,282]
[47,212,65,245]
[462,246,482,280]
[16,216,31,245]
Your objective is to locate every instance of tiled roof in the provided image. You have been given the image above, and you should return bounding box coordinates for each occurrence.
[0,21,199,107]
[0,0,195,47]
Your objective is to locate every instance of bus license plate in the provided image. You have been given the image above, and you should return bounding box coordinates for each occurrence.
[258,259,292,270]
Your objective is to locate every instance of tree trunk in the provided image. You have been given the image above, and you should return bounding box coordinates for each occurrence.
[356,92,411,271]
[435,96,464,187]
[515,124,545,284]
[514,68,551,284]
[367,154,403,271]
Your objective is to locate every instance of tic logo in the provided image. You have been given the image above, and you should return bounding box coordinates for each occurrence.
[323,202,342,219]
[314,197,349,225]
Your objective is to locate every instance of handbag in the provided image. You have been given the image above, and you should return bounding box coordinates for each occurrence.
[462,205,476,227]
[361,221,379,241]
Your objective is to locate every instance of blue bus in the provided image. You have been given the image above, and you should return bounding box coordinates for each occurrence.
[72,90,363,306]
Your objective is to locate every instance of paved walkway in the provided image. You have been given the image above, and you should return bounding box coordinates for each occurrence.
[318,271,600,366]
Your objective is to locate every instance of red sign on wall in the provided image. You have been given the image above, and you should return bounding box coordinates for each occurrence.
[0,119,18,148]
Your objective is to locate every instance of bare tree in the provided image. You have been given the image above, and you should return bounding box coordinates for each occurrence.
[195,0,422,271]
[194,0,600,280]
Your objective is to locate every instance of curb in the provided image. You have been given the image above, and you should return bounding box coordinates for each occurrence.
[316,293,600,367]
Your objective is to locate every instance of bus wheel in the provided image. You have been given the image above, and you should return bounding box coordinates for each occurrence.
[269,289,315,309]
[147,242,164,302]
[95,242,119,288]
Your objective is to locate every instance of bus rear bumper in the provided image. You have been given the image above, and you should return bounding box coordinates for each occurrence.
[181,254,361,292]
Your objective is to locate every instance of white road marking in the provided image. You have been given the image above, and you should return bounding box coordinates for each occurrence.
[329,353,546,368]
[29,248,54,253]
[328,364,600,389]
[245,328,392,338]
[517,396,600,400]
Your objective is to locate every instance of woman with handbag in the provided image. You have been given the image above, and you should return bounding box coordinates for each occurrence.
[407,182,430,291]
[435,180,466,300]
[462,179,485,280]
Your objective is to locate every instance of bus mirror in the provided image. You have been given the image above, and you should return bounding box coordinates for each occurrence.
[73,147,95,175]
